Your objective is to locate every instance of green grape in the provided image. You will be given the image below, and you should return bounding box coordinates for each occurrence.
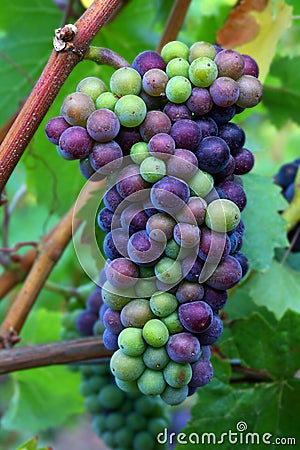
[115,95,147,127]
[205,198,241,232]
[166,57,190,78]
[92,415,106,435]
[120,298,155,328]
[188,170,214,197]
[139,266,155,278]
[189,57,218,87]
[142,319,169,347]
[137,369,166,395]
[161,40,189,62]
[189,41,217,62]
[102,431,116,448]
[76,76,107,101]
[96,91,118,110]
[166,76,192,103]
[165,238,180,259]
[154,257,182,285]
[110,349,145,381]
[115,377,140,394]
[106,412,125,430]
[126,412,148,431]
[160,385,188,405]
[88,375,106,392]
[102,281,134,310]
[161,311,184,334]
[150,291,178,317]
[143,346,170,371]
[110,67,142,96]
[130,141,150,164]
[79,380,94,397]
[148,417,169,435]
[135,278,157,298]
[118,327,147,356]
[115,428,135,448]
[133,431,155,450]
[98,384,125,409]
[140,156,166,183]
[163,361,192,388]
[85,394,102,413]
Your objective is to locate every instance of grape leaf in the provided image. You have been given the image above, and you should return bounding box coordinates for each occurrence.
[247,259,300,318]
[241,173,289,271]
[263,56,300,127]
[17,437,50,450]
[284,0,300,14]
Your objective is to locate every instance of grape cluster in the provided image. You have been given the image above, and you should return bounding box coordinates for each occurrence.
[274,158,300,252]
[47,40,262,405]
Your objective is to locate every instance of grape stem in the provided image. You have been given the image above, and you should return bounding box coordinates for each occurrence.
[0,0,122,196]
[84,46,131,68]
[0,336,112,375]
[281,166,300,232]
[44,280,93,301]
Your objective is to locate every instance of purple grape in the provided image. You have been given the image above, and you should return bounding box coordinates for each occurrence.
[166,149,198,181]
[103,185,124,212]
[234,219,245,236]
[176,197,207,226]
[206,255,242,290]
[181,256,203,283]
[148,133,175,159]
[103,329,119,351]
[76,310,98,336]
[217,181,247,211]
[128,230,164,266]
[45,116,70,144]
[175,281,204,303]
[274,162,298,188]
[198,227,231,262]
[170,119,202,151]
[116,165,150,200]
[197,314,223,345]
[233,148,255,175]
[87,287,103,313]
[208,104,236,125]
[214,49,245,80]
[166,332,201,364]
[236,75,263,108]
[213,155,236,183]
[283,183,295,202]
[146,213,176,241]
[150,176,190,214]
[97,207,115,232]
[140,91,167,111]
[178,301,213,333]
[120,205,148,234]
[86,109,120,142]
[142,68,169,97]
[209,77,239,107]
[173,223,201,248]
[58,126,93,160]
[190,359,213,387]
[233,252,249,277]
[186,87,213,115]
[202,285,228,311]
[103,229,128,260]
[139,111,171,142]
[60,92,95,126]
[102,308,124,334]
[115,126,141,155]
[99,303,108,321]
[163,102,192,122]
[196,117,218,138]
[105,258,139,288]
[79,158,97,180]
[195,136,230,174]
[242,54,259,78]
[90,141,123,175]
[218,122,245,153]
[132,50,166,76]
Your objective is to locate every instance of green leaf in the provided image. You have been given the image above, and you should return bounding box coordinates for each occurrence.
[230,311,300,379]
[241,173,289,271]
[263,56,300,127]
[1,366,83,432]
[284,0,300,14]
[20,308,62,345]
[248,259,300,318]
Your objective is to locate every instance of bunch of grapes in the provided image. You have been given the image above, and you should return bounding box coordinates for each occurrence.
[46,40,262,405]
[274,158,300,252]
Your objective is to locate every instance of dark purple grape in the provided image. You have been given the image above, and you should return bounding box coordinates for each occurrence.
[103,229,128,260]
[140,90,167,111]
[76,310,98,336]
[176,281,204,303]
[79,158,98,180]
[283,183,295,202]
[102,308,124,334]
[218,122,245,153]
[103,329,119,351]
[170,119,202,151]
[228,230,239,254]
[197,314,223,345]
[99,303,108,321]
[132,50,166,76]
[233,252,249,277]
[213,155,236,183]
[206,255,242,290]
[116,165,150,200]
[87,287,103,313]
[274,162,298,188]
[234,219,245,236]
[166,333,201,364]
[198,227,231,262]
[217,181,247,211]
[148,133,175,159]
[190,359,213,387]
[178,301,213,333]
[209,77,239,107]
[195,136,230,174]
[196,117,218,138]
[181,256,203,283]
[45,116,70,144]
[128,230,164,266]
[208,104,236,125]
[90,141,123,175]
[115,126,141,155]
[176,197,207,226]
[163,102,192,122]
[86,109,120,143]
[142,68,169,97]
[186,87,213,115]
[201,345,211,360]
[202,285,228,311]
[139,111,171,142]
[214,49,245,80]
[105,258,139,288]
[103,185,124,212]
[97,207,115,232]
[233,147,255,175]
[242,54,259,78]
[58,126,93,160]
[166,149,198,181]
[150,176,190,214]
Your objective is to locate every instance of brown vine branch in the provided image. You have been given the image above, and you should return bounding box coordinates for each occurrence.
[0,337,112,374]
[0,0,122,195]
[156,0,192,53]
[0,241,37,254]
[84,46,130,68]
